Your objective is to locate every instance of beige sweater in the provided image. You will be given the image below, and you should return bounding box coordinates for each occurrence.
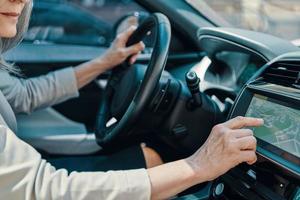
[0,68,151,199]
[0,124,150,200]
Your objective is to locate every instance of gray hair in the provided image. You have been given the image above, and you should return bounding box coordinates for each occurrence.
[0,1,33,73]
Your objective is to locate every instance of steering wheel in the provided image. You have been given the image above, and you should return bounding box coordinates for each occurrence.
[95,13,171,148]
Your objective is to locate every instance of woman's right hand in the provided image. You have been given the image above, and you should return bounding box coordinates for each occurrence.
[148,116,264,200]
[186,116,264,181]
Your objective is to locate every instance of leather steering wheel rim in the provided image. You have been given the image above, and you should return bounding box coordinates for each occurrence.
[95,13,171,148]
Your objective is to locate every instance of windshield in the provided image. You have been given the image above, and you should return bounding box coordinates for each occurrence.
[186,0,300,44]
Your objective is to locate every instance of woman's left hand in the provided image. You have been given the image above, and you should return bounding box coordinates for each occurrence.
[74,26,144,89]
[95,26,145,71]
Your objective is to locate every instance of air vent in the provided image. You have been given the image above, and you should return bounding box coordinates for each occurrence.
[263,61,300,86]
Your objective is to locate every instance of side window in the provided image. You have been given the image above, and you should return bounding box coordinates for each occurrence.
[25,0,147,47]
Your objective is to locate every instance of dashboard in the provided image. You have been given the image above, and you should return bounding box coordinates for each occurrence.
[212,51,265,89]
[169,51,266,110]
[170,27,300,200]
[191,51,265,95]
[223,52,300,200]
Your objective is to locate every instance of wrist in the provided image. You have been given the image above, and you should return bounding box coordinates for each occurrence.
[88,57,110,74]
[184,155,213,182]
[179,159,200,185]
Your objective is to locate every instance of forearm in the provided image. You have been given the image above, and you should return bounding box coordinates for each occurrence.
[148,159,209,200]
[74,59,109,89]
[0,68,79,114]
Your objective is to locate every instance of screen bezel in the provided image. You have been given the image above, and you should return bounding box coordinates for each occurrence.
[230,85,300,176]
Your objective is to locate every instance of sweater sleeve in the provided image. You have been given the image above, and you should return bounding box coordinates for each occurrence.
[0,125,151,200]
[0,67,79,114]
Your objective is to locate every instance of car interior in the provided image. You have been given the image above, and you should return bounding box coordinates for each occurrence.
[3,0,300,199]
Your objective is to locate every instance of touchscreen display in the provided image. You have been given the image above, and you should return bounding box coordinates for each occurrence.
[246,94,300,159]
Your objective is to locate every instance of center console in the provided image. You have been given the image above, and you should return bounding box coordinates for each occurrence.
[176,52,300,200]
[219,52,300,200]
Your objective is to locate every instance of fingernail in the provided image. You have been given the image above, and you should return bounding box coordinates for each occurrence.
[131,25,137,30]
[129,58,134,64]
[257,118,264,124]
[140,143,146,148]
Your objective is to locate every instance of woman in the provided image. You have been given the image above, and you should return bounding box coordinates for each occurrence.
[0,0,164,169]
[0,0,263,199]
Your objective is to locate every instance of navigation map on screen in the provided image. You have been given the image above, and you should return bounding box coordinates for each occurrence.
[246,94,300,158]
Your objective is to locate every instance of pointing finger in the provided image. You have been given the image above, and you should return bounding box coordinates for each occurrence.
[223,116,264,129]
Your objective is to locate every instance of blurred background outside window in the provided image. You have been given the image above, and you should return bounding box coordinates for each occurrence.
[187,0,300,45]
[25,0,145,46]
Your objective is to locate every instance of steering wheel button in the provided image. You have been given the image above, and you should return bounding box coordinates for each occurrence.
[172,124,187,138]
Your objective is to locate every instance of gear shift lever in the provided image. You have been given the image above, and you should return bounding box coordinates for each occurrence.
[185,71,202,107]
